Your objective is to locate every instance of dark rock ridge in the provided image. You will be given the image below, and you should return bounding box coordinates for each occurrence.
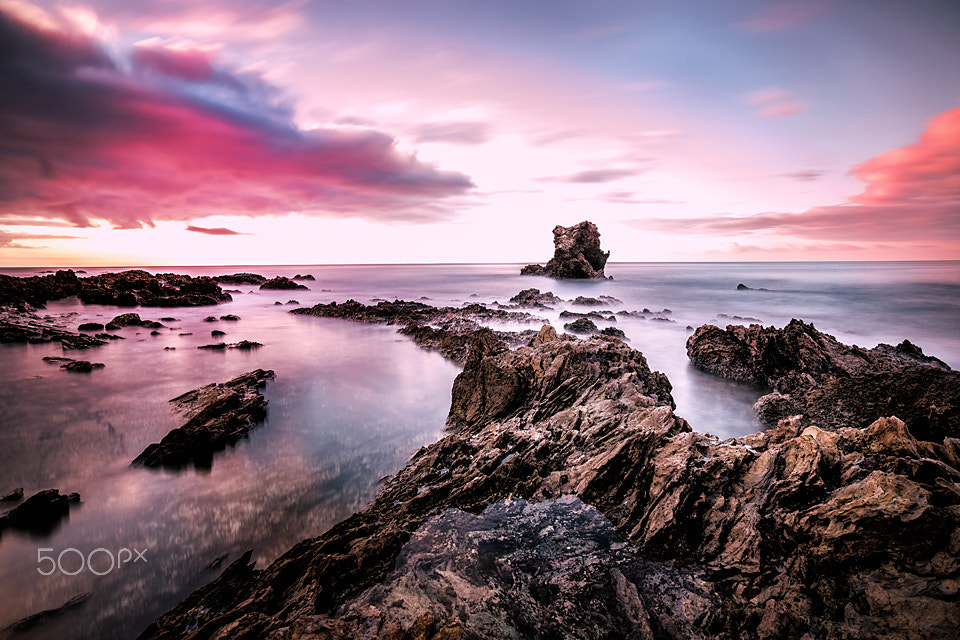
[563,317,599,334]
[572,294,622,305]
[686,319,949,394]
[0,489,80,536]
[197,341,262,351]
[260,276,309,290]
[292,274,315,281]
[292,299,546,363]
[686,319,958,442]
[60,360,105,373]
[2,593,91,637]
[131,369,275,470]
[507,288,563,308]
[139,322,960,640]
[215,273,267,285]
[0,269,232,309]
[0,488,23,502]
[521,220,611,279]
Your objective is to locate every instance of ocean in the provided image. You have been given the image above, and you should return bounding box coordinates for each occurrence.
[1,261,958,639]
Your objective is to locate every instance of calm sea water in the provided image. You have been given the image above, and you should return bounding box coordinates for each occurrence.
[0,261,957,638]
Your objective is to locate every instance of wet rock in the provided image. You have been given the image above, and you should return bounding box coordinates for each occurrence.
[686,319,949,393]
[219,314,240,321]
[508,288,563,308]
[110,313,142,326]
[94,332,124,340]
[202,316,217,322]
[197,341,262,351]
[600,326,627,339]
[132,370,275,469]
[160,317,177,322]
[285,300,300,305]
[0,488,23,502]
[259,276,309,290]
[564,317,598,334]
[521,220,611,279]
[141,321,165,329]
[0,489,78,535]
[197,343,227,350]
[292,274,315,280]
[77,322,104,331]
[60,360,105,372]
[215,273,267,285]
[559,309,615,321]
[211,330,226,337]
[1,593,90,636]
[0,314,106,349]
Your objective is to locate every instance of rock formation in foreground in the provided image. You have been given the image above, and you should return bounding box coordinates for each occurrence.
[521,220,611,279]
[132,369,275,470]
[138,323,959,639]
[687,319,958,441]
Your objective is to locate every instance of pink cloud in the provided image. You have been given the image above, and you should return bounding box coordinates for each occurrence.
[0,7,474,230]
[629,105,960,251]
[744,88,806,118]
[739,2,825,33]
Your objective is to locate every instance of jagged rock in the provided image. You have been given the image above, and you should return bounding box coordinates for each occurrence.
[219,314,240,321]
[0,489,77,535]
[60,360,105,372]
[202,316,217,322]
[686,319,949,393]
[131,369,275,470]
[139,326,960,640]
[559,309,616,321]
[259,276,309,290]
[508,288,563,308]
[564,317,598,334]
[521,221,611,279]
[292,274,315,280]
[215,273,267,285]
[0,314,105,349]
[600,326,627,339]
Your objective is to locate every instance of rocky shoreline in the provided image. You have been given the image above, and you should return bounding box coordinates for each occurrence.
[136,308,959,639]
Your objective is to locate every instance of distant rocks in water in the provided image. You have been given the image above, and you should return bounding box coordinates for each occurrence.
[715,312,761,323]
[292,299,546,363]
[521,220,611,279]
[286,300,300,305]
[559,309,616,322]
[259,276,309,290]
[571,294,622,306]
[160,317,177,322]
[0,489,80,536]
[203,316,217,322]
[599,326,627,339]
[1,312,106,349]
[563,317,599,334]
[219,314,240,321]
[215,273,267,285]
[60,360,105,372]
[508,288,563,308]
[197,341,262,351]
[292,274,315,281]
[736,283,768,291]
[211,330,226,337]
[110,313,143,326]
[131,369,275,470]
[77,322,104,332]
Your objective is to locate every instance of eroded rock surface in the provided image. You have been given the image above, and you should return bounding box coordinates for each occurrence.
[132,369,275,470]
[521,220,611,279]
[139,325,959,640]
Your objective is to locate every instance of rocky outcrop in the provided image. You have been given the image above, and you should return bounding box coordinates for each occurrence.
[292,299,546,363]
[521,220,611,279]
[687,320,958,442]
[0,269,232,309]
[60,360,105,372]
[259,276,309,290]
[138,320,960,640]
[507,288,563,308]
[686,319,949,393]
[0,310,106,349]
[196,341,262,351]
[132,370,275,470]
[563,317,598,334]
[0,489,80,536]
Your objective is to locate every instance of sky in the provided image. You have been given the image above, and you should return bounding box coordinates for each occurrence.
[1,0,958,266]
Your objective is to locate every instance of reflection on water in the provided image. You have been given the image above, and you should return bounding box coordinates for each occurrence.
[0,261,957,638]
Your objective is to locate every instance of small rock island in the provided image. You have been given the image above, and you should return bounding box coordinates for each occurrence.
[521,220,611,279]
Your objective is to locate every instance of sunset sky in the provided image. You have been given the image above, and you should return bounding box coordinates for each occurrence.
[1,0,958,266]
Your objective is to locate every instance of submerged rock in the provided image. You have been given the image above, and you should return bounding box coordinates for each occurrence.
[60,360,105,373]
[214,273,267,285]
[0,489,79,535]
[521,220,611,279]
[131,369,275,470]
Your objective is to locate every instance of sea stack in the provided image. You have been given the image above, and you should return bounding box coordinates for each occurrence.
[521,220,610,279]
